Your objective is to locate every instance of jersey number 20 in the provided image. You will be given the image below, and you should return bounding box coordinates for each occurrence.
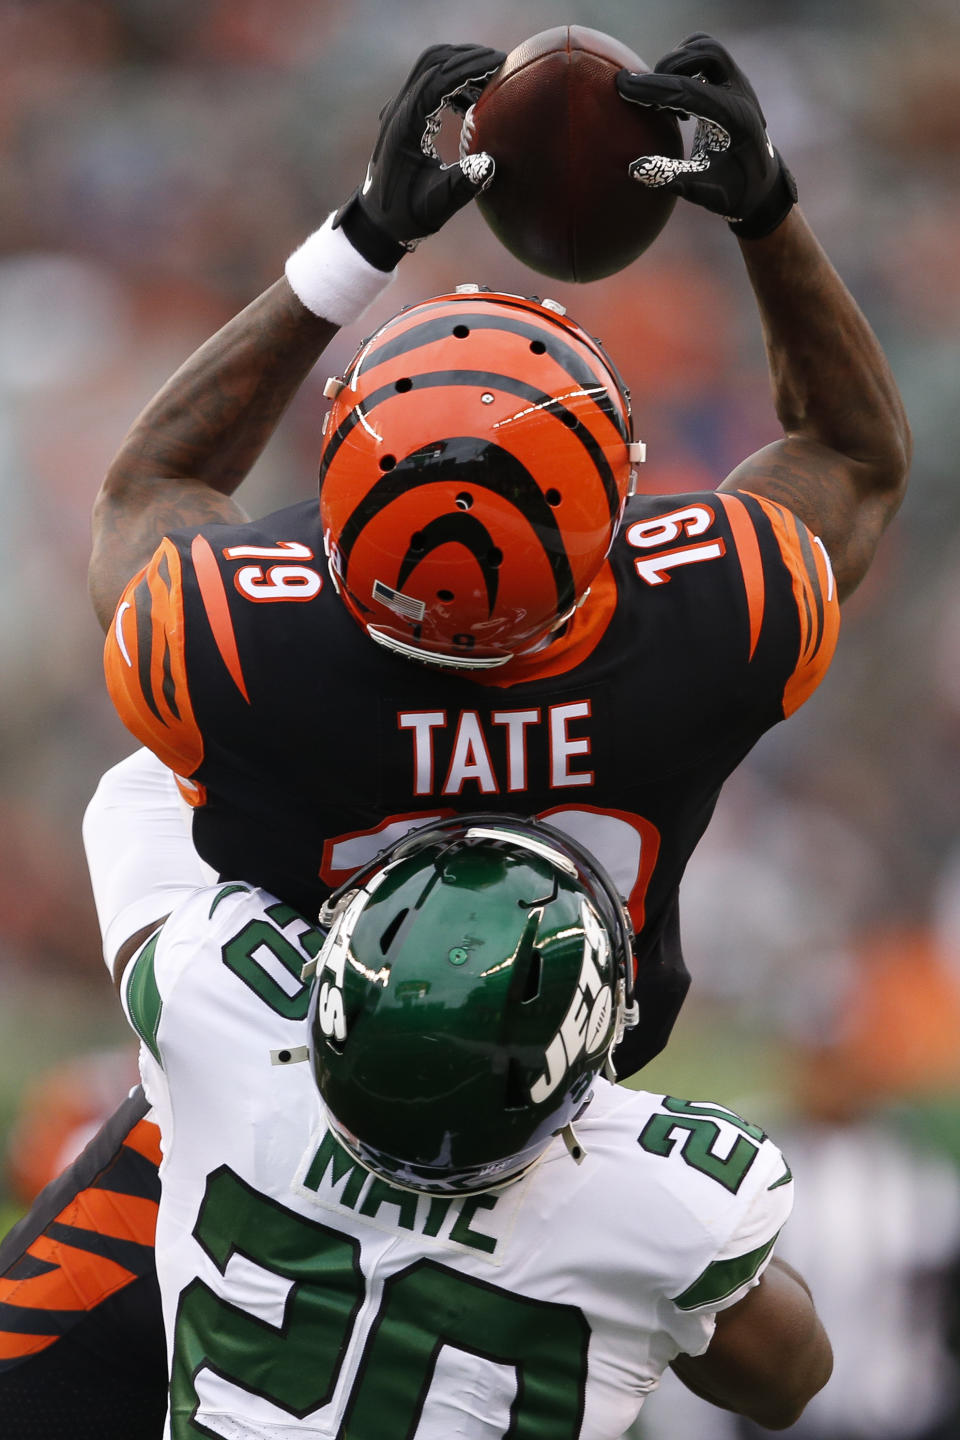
[171,1165,589,1437]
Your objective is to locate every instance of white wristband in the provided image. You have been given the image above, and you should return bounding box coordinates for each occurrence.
[285,212,396,326]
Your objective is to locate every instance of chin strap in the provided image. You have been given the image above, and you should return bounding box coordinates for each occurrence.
[269,1045,310,1066]
[605,985,641,1083]
[560,1123,587,1165]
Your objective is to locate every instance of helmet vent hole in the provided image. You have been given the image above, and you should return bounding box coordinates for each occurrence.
[545,488,562,507]
[521,949,542,1003]
[455,492,473,510]
[504,1060,528,1111]
[410,532,425,553]
[452,324,470,339]
[529,340,547,355]
[378,908,409,954]
[437,589,454,602]
[487,547,503,568]
[395,377,413,393]
[561,412,578,429]
[379,454,397,471]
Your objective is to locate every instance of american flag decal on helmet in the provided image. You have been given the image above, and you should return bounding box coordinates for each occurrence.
[372,580,427,621]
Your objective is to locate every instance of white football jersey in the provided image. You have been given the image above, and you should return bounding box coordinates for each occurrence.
[124,884,794,1440]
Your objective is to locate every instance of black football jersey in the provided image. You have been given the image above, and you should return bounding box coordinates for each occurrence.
[105,488,838,1073]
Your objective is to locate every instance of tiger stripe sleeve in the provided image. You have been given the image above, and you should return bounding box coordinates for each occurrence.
[716,492,767,663]
[739,492,841,717]
[103,539,205,780]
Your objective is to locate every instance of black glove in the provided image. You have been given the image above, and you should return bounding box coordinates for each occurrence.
[335,44,505,270]
[616,33,797,239]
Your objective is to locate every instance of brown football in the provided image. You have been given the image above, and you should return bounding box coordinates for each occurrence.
[462,26,683,283]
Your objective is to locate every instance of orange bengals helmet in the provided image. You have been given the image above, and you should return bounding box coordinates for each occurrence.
[319,287,644,669]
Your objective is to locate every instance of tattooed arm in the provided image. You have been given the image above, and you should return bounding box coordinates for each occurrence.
[89,44,505,632]
[719,209,911,601]
[89,280,337,631]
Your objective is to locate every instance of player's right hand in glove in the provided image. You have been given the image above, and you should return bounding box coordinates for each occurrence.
[616,33,797,239]
[335,43,505,270]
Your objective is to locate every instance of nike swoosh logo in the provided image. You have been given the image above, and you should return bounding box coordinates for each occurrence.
[362,162,374,195]
[114,601,133,667]
[765,133,775,158]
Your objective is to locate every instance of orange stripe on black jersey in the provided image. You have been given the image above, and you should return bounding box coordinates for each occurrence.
[104,539,204,777]
[0,1101,159,1367]
[717,493,766,661]
[746,493,840,717]
[120,1115,163,1167]
[0,1235,138,1313]
[0,1329,57,1360]
[191,533,250,702]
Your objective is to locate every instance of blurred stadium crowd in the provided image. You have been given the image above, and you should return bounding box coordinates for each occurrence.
[1,0,960,1431]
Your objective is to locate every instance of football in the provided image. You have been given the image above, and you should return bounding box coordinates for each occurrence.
[462,26,683,283]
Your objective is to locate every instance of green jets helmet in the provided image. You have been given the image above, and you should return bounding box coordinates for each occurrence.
[308,815,637,1194]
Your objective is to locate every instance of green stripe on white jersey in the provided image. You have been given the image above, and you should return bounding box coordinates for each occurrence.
[123,928,163,1063]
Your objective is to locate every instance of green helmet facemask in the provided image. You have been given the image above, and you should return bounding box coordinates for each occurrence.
[307,815,636,1194]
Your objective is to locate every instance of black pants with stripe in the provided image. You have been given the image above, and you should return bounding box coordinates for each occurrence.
[0,1087,166,1438]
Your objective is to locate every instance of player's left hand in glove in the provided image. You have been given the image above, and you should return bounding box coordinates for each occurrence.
[335,43,505,270]
[616,32,797,239]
